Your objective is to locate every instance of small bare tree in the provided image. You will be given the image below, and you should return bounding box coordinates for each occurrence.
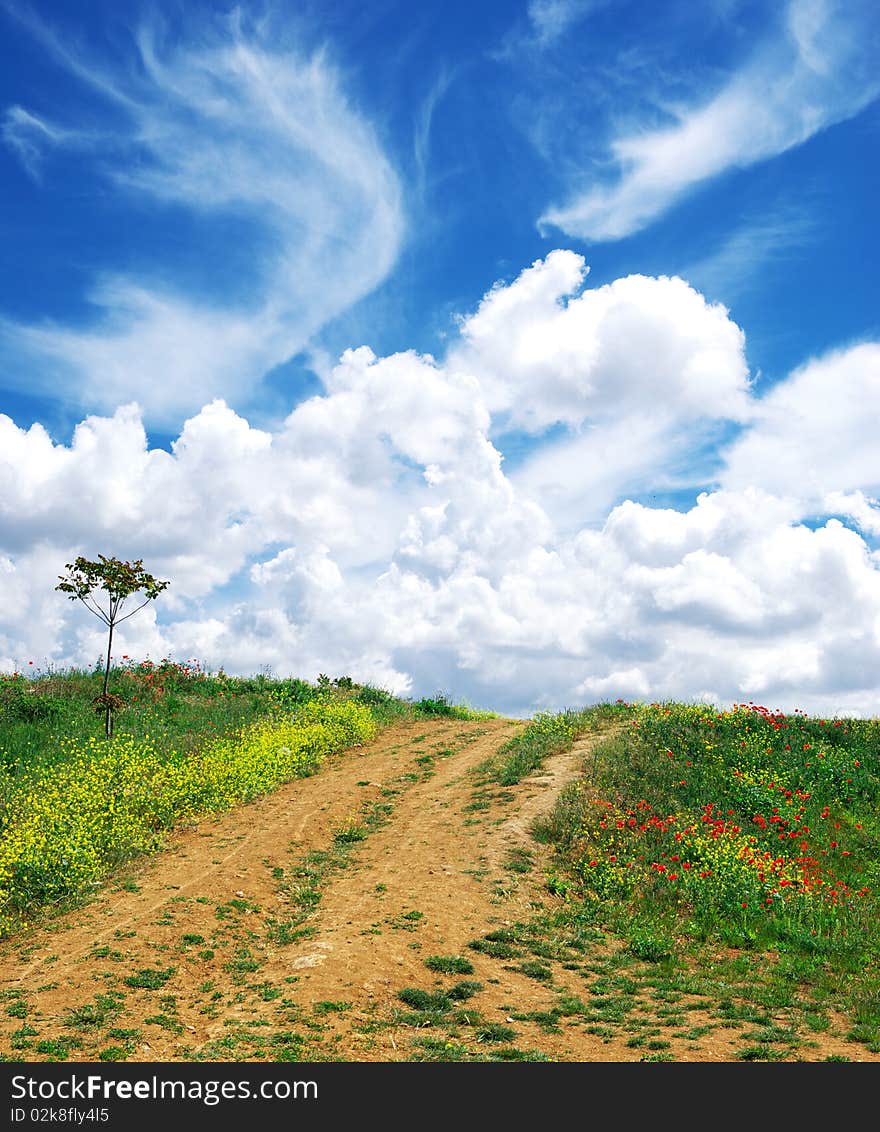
[56,555,170,737]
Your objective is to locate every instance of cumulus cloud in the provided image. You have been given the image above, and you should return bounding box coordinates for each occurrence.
[450,250,751,431]
[722,343,880,507]
[449,249,751,528]
[2,252,880,718]
[539,0,880,241]
[0,10,404,425]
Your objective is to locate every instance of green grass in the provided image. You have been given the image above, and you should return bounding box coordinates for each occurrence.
[0,661,287,775]
[97,1046,130,1062]
[515,960,553,981]
[413,694,497,721]
[503,848,535,874]
[425,955,475,975]
[447,980,483,1001]
[468,930,523,959]
[332,823,367,844]
[476,1023,517,1042]
[33,1037,81,1060]
[477,703,621,786]
[488,1047,552,1062]
[313,1001,352,1014]
[144,1013,184,1034]
[397,988,452,1013]
[0,665,484,786]
[63,995,123,1030]
[123,967,176,990]
[532,698,880,1054]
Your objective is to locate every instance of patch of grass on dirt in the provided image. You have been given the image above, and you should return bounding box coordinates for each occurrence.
[333,822,367,844]
[514,960,553,982]
[63,994,124,1030]
[34,1036,82,1060]
[447,981,483,1001]
[737,1044,790,1061]
[503,848,535,874]
[476,1023,517,1043]
[313,1001,352,1015]
[424,955,474,975]
[468,930,522,960]
[488,1047,552,1062]
[144,1014,184,1034]
[510,1009,562,1033]
[397,988,452,1013]
[409,1037,488,1062]
[97,1046,130,1062]
[389,910,424,931]
[123,967,176,990]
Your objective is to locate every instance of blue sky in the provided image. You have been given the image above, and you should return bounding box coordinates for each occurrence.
[1,0,879,716]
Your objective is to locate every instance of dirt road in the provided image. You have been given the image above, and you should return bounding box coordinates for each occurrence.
[0,717,872,1063]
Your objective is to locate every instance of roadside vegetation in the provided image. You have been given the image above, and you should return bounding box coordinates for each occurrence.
[528,699,880,1058]
[477,703,621,786]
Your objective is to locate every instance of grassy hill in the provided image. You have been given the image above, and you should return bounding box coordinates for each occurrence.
[1,663,879,1061]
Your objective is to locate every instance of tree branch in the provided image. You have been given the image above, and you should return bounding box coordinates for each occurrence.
[115,597,155,625]
[78,595,111,627]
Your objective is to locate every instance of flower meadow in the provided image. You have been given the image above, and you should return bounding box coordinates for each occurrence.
[0,695,375,937]
[0,659,304,776]
[543,701,880,950]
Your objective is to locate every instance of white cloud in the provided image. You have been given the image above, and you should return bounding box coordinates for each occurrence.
[823,491,880,539]
[680,206,816,302]
[577,667,652,700]
[449,250,750,529]
[1,106,96,180]
[721,342,880,508]
[450,249,751,432]
[413,66,455,201]
[527,0,600,47]
[2,253,880,718]
[539,0,880,240]
[1,12,404,425]
[494,0,606,60]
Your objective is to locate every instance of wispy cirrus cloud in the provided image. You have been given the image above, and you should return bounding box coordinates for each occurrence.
[413,65,455,202]
[527,0,602,47]
[1,105,99,180]
[539,0,880,241]
[494,0,605,60]
[0,8,404,426]
[680,204,817,302]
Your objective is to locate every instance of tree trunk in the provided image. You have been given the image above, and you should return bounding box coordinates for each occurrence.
[104,621,114,738]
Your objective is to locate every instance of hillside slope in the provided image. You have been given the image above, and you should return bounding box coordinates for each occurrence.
[0,716,873,1063]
